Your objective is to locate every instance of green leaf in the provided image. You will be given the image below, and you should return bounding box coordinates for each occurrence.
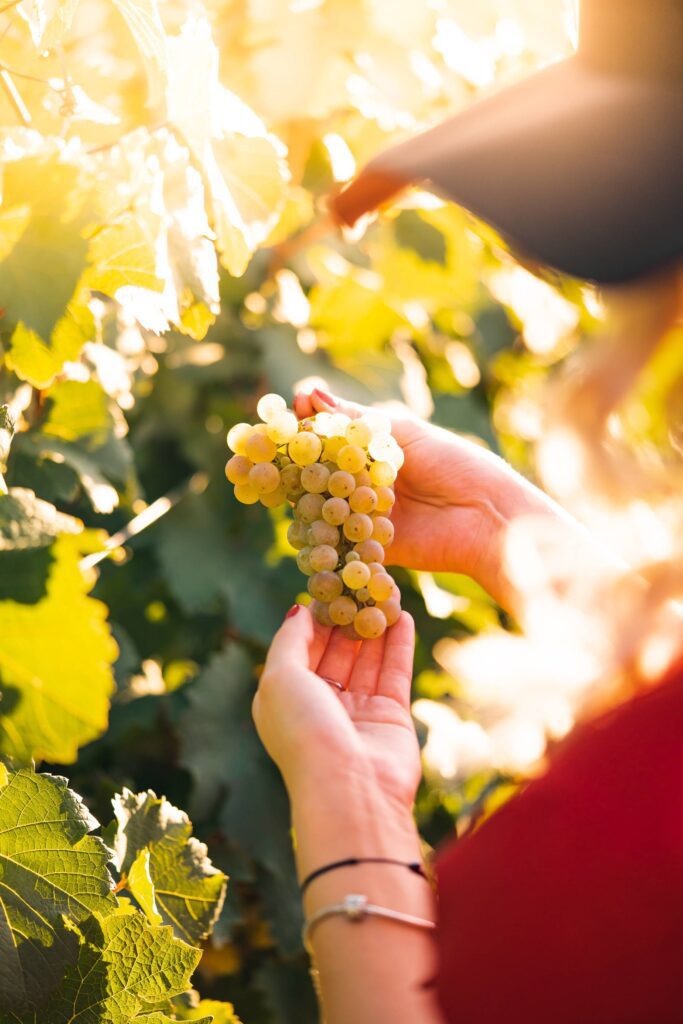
[44,911,201,1023]
[0,488,80,551]
[0,767,116,1016]
[111,0,167,74]
[43,380,114,443]
[113,789,227,945]
[179,647,303,952]
[18,0,80,49]
[13,434,124,514]
[173,996,241,1023]
[128,847,163,926]
[0,152,92,352]
[5,324,64,391]
[0,532,117,764]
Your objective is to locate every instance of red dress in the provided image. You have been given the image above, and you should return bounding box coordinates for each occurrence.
[435,663,683,1023]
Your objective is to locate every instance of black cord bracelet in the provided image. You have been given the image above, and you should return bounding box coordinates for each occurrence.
[300,857,429,897]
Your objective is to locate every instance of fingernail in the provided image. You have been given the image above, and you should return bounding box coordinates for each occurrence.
[285,604,301,620]
[313,388,335,406]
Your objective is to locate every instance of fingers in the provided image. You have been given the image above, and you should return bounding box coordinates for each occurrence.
[293,387,365,422]
[265,604,330,672]
[316,628,361,689]
[346,631,386,695]
[377,612,415,708]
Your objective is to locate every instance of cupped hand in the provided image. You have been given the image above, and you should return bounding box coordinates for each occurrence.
[294,388,562,610]
[252,604,421,815]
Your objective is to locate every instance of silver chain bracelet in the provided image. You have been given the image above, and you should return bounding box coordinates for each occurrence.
[302,892,436,955]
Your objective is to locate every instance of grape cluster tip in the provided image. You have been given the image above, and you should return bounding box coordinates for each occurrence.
[225,393,404,639]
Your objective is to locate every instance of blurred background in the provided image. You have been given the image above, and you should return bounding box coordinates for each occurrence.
[1,0,681,1019]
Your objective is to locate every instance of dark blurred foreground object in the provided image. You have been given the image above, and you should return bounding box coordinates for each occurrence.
[331,0,683,284]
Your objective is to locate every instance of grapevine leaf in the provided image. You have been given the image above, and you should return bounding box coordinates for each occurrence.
[17,0,80,49]
[127,847,163,926]
[0,153,92,352]
[110,0,167,74]
[5,324,65,392]
[0,767,116,1016]
[0,533,117,764]
[179,647,303,950]
[0,488,80,551]
[43,911,201,1023]
[166,19,288,277]
[43,380,114,443]
[13,433,129,515]
[113,789,227,945]
[173,997,241,1023]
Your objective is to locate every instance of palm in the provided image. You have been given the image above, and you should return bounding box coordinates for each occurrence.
[340,692,421,810]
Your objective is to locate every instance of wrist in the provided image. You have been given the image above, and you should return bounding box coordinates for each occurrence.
[289,768,421,882]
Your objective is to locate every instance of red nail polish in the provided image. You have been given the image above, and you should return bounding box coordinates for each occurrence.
[313,388,335,406]
[285,604,301,620]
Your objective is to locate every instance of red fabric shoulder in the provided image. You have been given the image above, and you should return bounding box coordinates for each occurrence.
[435,664,683,1024]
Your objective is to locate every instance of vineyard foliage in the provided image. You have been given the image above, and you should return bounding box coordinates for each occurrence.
[3,0,678,1021]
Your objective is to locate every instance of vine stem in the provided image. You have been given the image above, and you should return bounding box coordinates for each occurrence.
[0,67,30,124]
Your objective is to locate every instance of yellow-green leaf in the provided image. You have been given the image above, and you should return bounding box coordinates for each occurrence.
[0,532,118,764]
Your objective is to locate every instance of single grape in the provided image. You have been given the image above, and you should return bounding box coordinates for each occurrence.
[252,423,270,435]
[329,595,358,625]
[296,493,326,523]
[360,410,392,436]
[378,598,401,626]
[280,455,292,467]
[340,623,362,641]
[368,433,395,463]
[387,442,405,470]
[322,497,350,525]
[312,600,335,626]
[368,561,385,574]
[354,469,372,488]
[257,393,287,422]
[369,460,397,487]
[328,413,352,435]
[345,419,373,448]
[308,520,340,547]
[260,484,288,508]
[308,571,344,602]
[375,486,396,513]
[245,432,277,464]
[343,513,373,543]
[311,412,334,437]
[225,454,253,485]
[328,470,356,498]
[372,516,395,546]
[323,436,347,462]
[368,572,394,602]
[288,520,309,550]
[345,550,361,562]
[341,560,371,590]
[301,462,330,494]
[349,486,378,514]
[354,539,385,563]
[267,410,299,444]
[227,422,253,455]
[355,587,371,603]
[354,606,388,639]
[234,483,259,505]
[309,544,339,572]
[337,444,366,474]
[297,547,314,575]
[249,462,281,494]
[281,464,304,498]
[289,431,323,466]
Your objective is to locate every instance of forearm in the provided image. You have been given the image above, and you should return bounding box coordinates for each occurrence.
[289,771,444,1024]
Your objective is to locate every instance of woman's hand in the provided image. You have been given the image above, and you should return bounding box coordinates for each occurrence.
[295,388,580,612]
[253,603,421,815]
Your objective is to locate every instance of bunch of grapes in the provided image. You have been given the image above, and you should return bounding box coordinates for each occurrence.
[225,393,403,639]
